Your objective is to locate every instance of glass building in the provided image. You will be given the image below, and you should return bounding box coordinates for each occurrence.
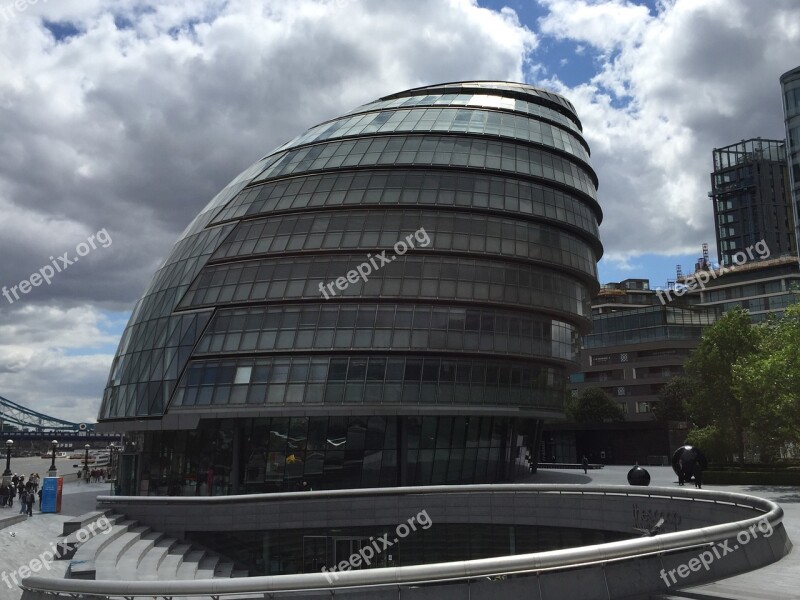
[97,81,602,495]
[782,66,800,261]
[709,139,794,267]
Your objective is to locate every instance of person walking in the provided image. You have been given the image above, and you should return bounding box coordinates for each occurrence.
[18,486,26,514]
[24,489,34,517]
[0,483,8,508]
[581,455,589,474]
[693,462,704,489]
[7,483,14,509]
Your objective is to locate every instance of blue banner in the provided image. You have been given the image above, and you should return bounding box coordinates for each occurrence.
[41,476,63,513]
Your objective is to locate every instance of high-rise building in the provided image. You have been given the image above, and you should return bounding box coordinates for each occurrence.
[709,138,794,267]
[97,81,602,495]
[782,66,800,261]
[569,279,716,421]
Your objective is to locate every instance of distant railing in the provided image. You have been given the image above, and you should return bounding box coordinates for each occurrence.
[21,484,786,599]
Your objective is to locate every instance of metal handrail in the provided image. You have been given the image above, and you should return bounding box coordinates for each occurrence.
[21,485,784,598]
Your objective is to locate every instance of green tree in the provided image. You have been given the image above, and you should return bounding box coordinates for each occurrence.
[733,303,800,461]
[684,307,759,463]
[653,376,691,421]
[566,388,625,423]
[685,425,732,465]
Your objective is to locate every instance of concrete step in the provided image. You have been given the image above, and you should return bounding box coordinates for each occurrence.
[0,513,27,531]
[157,543,192,580]
[175,550,205,580]
[214,561,234,578]
[137,537,179,580]
[94,525,150,580]
[195,554,220,579]
[115,531,165,578]
[60,513,125,559]
[69,520,137,579]
[62,510,113,536]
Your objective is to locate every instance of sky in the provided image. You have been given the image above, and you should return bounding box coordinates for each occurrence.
[0,0,798,423]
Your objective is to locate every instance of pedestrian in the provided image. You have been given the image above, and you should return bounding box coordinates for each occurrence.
[37,488,42,511]
[18,486,26,514]
[7,483,14,508]
[694,462,703,489]
[0,483,8,508]
[20,490,34,517]
[581,455,589,474]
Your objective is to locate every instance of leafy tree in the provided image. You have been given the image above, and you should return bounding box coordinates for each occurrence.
[685,425,732,465]
[733,303,800,461]
[653,376,691,421]
[566,388,625,423]
[684,307,759,463]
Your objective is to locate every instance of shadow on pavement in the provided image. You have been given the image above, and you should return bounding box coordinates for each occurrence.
[741,486,800,504]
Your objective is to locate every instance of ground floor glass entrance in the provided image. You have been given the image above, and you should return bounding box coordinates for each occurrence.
[129,415,538,495]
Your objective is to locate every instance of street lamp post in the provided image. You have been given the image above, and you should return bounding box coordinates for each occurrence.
[110,444,118,479]
[108,443,117,494]
[83,444,90,480]
[48,439,59,478]
[2,439,12,484]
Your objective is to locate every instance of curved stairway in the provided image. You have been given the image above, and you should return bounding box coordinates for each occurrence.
[60,510,248,582]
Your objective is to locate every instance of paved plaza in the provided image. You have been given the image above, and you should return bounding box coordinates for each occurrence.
[0,464,795,599]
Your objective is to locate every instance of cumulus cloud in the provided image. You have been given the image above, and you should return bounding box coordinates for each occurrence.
[0,0,536,421]
[0,305,120,423]
[536,0,800,260]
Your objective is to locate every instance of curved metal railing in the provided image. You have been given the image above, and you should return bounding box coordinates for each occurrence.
[21,484,785,598]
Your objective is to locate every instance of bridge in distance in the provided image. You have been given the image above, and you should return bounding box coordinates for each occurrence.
[0,395,117,443]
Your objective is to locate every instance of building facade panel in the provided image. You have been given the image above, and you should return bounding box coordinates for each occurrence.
[782,66,800,260]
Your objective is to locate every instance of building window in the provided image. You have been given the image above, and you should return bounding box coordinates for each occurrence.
[636,401,651,413]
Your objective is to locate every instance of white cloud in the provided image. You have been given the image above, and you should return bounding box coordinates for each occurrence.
[535,0,800,262]
[0,305,117,423]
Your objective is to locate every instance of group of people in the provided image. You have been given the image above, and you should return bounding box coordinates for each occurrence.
[78,468,107,483]
[0,473,42,516]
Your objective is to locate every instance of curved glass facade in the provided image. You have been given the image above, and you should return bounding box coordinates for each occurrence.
[99,81,602,494]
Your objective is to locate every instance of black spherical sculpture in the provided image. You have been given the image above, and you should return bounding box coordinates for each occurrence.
[627,465,651,486]
[672,445,708,485]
